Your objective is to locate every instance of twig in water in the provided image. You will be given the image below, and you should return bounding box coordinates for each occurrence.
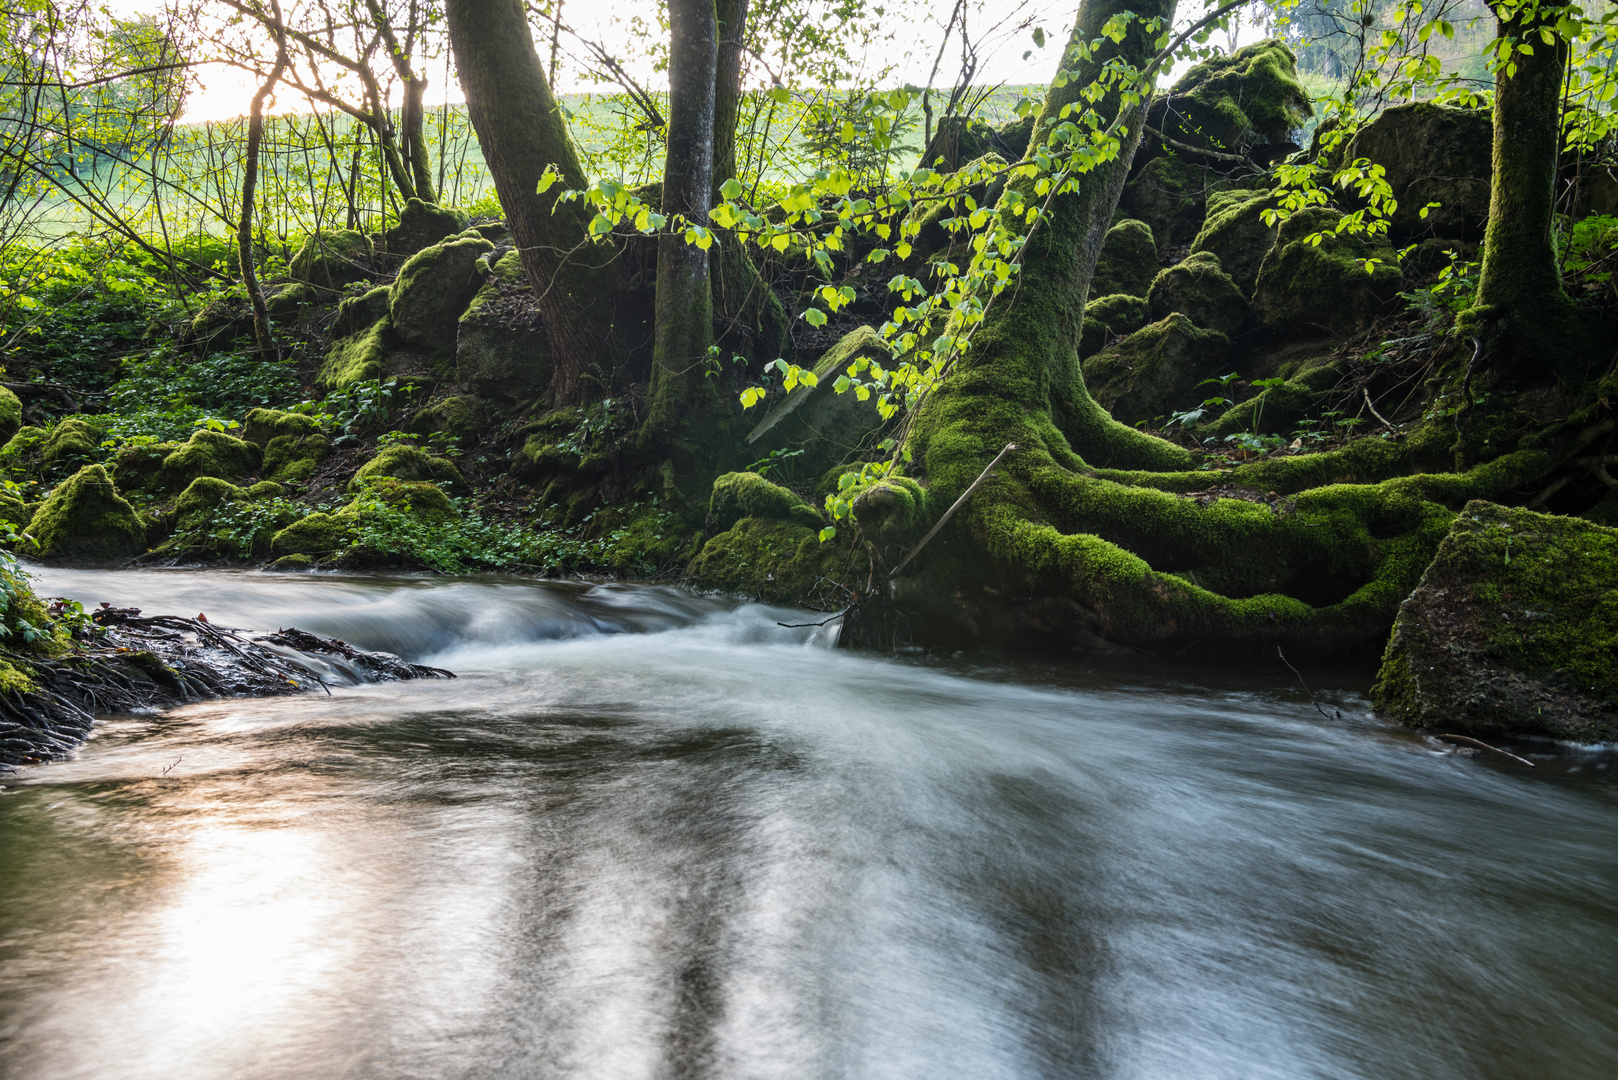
[1277,646,1337,721]
[1434,733,1535,767]
[160,756,181,777]
[777,612,846,629]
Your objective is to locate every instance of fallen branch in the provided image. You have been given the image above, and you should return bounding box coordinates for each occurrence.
[1434,732,1535,767]
[888,442,1019,580]
[1278,646,1337,721]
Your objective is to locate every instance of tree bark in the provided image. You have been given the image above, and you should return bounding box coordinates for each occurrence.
[445,0,619,404]
[238,8,289,358]
[642,0,722,491]
[366,0,436,203]
[1471,2,1582,377]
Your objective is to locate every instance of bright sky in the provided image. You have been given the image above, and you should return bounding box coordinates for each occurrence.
[108,0,1260,123]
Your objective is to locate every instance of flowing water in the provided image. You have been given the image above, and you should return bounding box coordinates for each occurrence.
[0,568,1614,1080]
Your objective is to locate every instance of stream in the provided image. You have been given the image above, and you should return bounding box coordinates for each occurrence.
[1,568,1615,1079]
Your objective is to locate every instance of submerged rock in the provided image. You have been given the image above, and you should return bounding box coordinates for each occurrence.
[25,465,146,562]
[1373,502,1618,743]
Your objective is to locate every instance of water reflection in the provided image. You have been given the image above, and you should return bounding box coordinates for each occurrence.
[0,570,1614,1080]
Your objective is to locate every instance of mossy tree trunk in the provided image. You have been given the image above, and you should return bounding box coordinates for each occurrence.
[367,0,437,203]
[851,0,1582,657]
[642,0,725,494]
[445,0,620,404]
[1470,1,1586,379]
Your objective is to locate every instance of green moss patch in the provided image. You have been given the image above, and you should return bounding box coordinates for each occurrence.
[319,317,396,391]
[25,464,146,562]
[709,471,823,531]
[350,444,464,491]
[687,517,852,608]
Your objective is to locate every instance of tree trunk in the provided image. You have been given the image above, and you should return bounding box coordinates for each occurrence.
[1471,2,1584,379]
[837,0,1568,657]
[238,23,289,358]
[400,72,436,203]
[708,0,788,368]
[445,0,619,404]
[642,0,722,493]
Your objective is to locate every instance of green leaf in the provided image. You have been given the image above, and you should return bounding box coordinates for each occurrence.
[1032,26,1046,47]
[720,178,744,201]
[803,308,828,327]
[818,526,837,543]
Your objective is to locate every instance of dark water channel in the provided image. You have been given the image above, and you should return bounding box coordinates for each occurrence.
[1,569,1615,1079]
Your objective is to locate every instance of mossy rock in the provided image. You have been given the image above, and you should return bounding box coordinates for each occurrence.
[1189,189,1278,295]
[42,418,104,471]
[996,114,1036,159]
[1199,361,1343,437]
[1371,501,1618,743]
[0,386,22,445]
[1081,293,1150,357]
[346,477,458,524]
[851,477,931,568]
[1253,206,1403,335]
[320,317,396,390]
[350,444,463,491]
[744,326,897,481]
[1146,250,1250,335]
[411,395,484,439]
[927,116,1001,171]
[390,235,496,352]
[242,408,322,447]
[903,154,1007,262]
[262,433,332,485]
[1346,102,1492,243]
[172,476,245,529]
[1090,219,1159,299]
[25,465,146,563]
[265,281,316,316]
[0,491,31,529]
[1081,313,1232,426]
[709,471,824,532]
[269,553,315,571]
[1142,38,1311,163]
[270,512,352,558]
[384,199,471,259]
[332,285,392,339]
[1118,155,1222,250]
[110,441,182,494]
[457,253,550,401]
[686,517,850,608]
[160,430,262,489]
[289,229,373,291]
[1,424,46,466]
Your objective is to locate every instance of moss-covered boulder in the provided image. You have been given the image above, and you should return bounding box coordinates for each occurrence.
[270,512,351,558]
[1118,155,1222,250]
[264,281,317,316]
[289,229,372,291]
[1089,219,1159,299]
[1080,293,1149,357]
[1142,38,1312,164]
[0,490,31,530]
[109,440,181,494]
[411,395,483,440]
[1198,360,1342,437]
[383,199,471,259]
[262,433,332,484]
[709,471,824,532]
[1372,502,1618,743]
[997,114,1036,159]
[1346,102,1492,242]
[1,424,45,468]
[1081,313,1232,426]
[350,444,463,491]
[390,235,495,352]
[332,285,392,339]
[346,477,458,524]
[1253,207,1403,335]
[1146,250,1250,335]
[744,326,896,480]
[686,517,850,608]
[42,418,103,471]
[160,430,262,488]
[319,317,396,390]
[242,408,322,447]
[0,386,22,445]
[1188,189,1278,295]
[25,465,146,562]
[456,251,550,401]
[172,476,245,529]
[851,477,931,570]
